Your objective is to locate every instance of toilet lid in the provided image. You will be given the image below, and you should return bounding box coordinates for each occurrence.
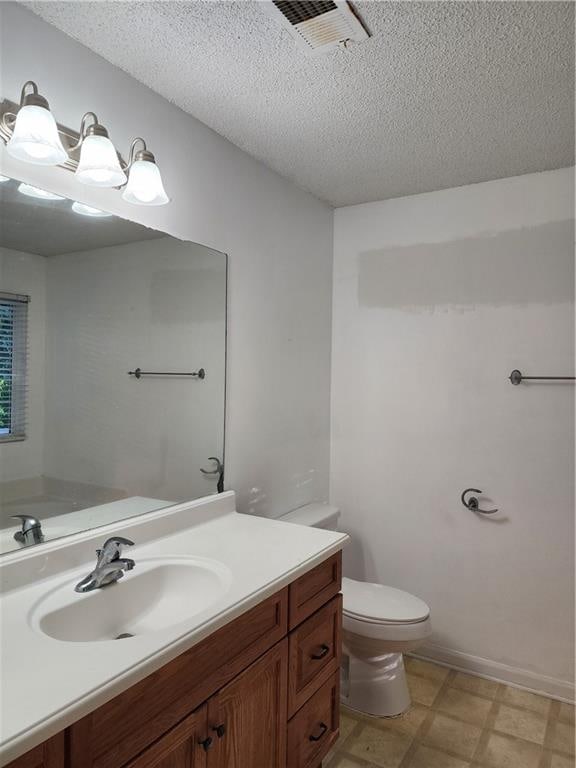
[342,577,430,624]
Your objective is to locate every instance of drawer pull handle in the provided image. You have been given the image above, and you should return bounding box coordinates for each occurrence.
[212,723,226,738]
[311,644,330,660]
[199,736,213,751]
[309,723,328,742]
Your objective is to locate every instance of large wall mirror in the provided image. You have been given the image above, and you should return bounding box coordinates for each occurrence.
[0,177,227,555]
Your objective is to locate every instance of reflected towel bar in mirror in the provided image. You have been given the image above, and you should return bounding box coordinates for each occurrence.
[509,369,575,385]
[128,367,206,379]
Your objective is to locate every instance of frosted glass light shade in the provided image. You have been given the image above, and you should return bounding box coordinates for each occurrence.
[6,104,68,166]
[122,160,169,206]
[75,134,127,187]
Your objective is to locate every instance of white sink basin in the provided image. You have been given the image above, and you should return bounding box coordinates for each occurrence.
[29,556,232,642]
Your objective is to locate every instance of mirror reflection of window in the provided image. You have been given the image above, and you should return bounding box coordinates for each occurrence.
[0,291,29,443]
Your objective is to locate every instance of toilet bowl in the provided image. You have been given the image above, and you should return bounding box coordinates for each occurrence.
[278,502,432,717]
[341,577,431,716]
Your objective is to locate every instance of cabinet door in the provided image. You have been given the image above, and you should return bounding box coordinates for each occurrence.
[124,705,208,768]
[5,734,64,768]
[208,640,288,768]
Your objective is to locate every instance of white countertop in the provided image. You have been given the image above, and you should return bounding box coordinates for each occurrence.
[0,492,348,766]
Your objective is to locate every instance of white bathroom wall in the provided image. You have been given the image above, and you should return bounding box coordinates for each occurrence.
[0,3,333,518]
[331,168,575,699]
[43,237,226,502]
[0,247,46,485]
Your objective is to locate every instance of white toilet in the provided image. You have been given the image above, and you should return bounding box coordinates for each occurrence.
[279,502,432,717]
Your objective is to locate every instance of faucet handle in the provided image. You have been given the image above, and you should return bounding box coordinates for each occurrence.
[103,536,135,548]
[97,536,135,564]
[11,514,41,532]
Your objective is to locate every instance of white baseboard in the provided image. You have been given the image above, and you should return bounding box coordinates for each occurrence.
[410,643,575,704]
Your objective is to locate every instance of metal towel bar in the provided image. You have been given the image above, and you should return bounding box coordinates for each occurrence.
[128,367,205,380]
[509,369,575,385]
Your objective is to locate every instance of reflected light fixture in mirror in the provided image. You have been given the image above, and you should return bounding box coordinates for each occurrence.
[71,201,113,217]
[18,182,65,200]
[74,112,127,188]
[5,81,67,166]
[0,175,10,182]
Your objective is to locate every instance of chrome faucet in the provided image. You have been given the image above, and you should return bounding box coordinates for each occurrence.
[11,515,44,546]
[75,536,135,593]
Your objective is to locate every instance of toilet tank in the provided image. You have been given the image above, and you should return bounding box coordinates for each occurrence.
[278,502,340,530]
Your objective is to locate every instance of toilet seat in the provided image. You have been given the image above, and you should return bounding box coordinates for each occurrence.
[342,577,430,625]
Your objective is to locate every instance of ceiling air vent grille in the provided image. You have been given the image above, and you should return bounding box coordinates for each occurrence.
[267,1,370,55]
[273,1,338,25]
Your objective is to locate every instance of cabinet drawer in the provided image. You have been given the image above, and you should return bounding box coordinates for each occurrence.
[289,553,341,629]
[69,588,288,768]
[288,594,342,716]
[287,672,340,768]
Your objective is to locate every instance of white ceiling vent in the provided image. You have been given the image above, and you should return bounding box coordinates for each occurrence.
[265,1,370,55]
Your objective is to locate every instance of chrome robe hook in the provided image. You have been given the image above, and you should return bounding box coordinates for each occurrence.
[461,488,498,515]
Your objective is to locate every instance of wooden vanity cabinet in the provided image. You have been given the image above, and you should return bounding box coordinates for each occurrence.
[6,552,342,768]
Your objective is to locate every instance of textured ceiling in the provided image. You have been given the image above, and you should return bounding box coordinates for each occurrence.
[25,1,575,207]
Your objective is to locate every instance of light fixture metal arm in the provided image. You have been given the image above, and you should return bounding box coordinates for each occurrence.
[123,137,154,171]
[116,137,155,187]
[19,80,38,105]
[128,137,147,164]
[69,111,100,151]
[1,81,41,135]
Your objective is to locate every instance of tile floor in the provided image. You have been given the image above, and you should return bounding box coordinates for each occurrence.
[325,658,575,768]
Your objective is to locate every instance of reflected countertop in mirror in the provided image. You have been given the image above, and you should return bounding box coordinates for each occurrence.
[0,177,227,554]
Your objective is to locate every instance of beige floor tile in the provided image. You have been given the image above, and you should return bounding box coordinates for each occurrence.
[558,703,576,725]
[435,687,492,726]
[493,703,548,744]
[340,712,360,741]
[369,705,429,738]
[550,753,576,768]
[405,657,449,682]
[408,744,471,768]
[481,732,543,768]
[333,758,367,768]
[499,686,552,716]
[326,713,360,764]
[450,671,499,699]
[407,674,443,706]
[548,721,575,755]
[348,724,413,768]
[422,713,482,759]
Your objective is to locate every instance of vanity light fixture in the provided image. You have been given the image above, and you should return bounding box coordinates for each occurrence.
[18,182,65,200]
[71,201,113,217]
[5,81,68,166]
[1,81,169,205]
[122,138,169,206]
